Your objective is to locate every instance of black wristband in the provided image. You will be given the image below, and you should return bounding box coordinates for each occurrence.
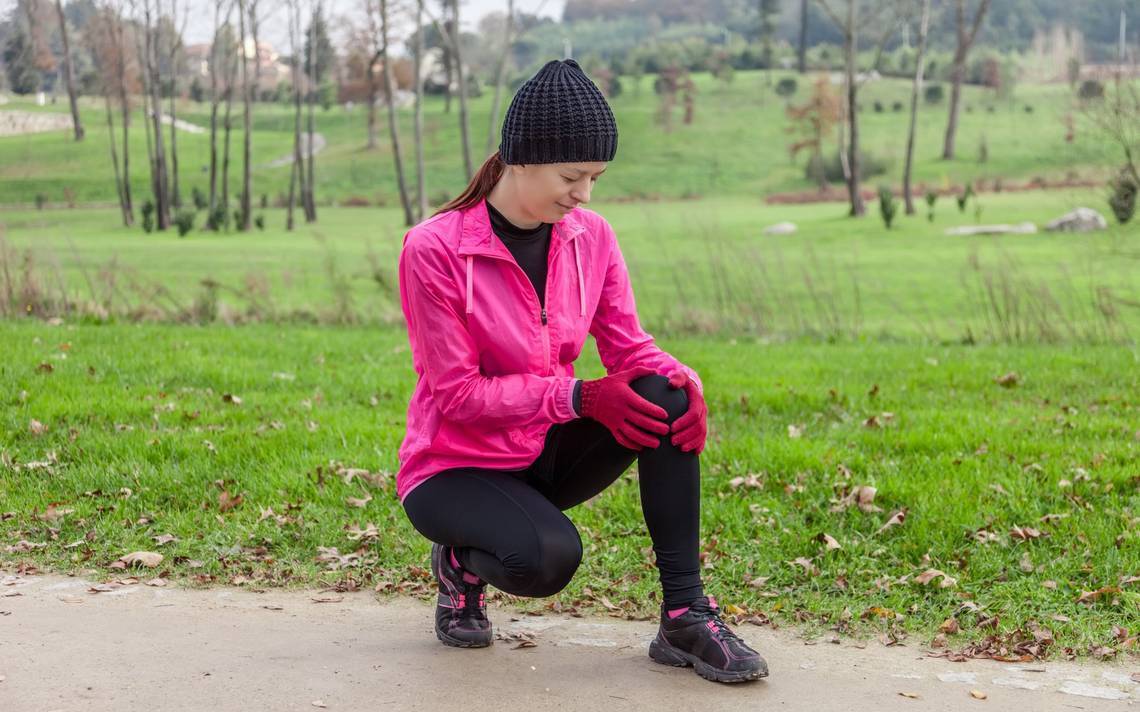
[572,380,582,416]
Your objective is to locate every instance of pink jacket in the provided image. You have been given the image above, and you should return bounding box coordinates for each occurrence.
[395,198,702,504]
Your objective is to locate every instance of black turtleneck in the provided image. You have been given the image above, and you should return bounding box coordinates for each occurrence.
[486,199,552,309]
[485,199,582,416]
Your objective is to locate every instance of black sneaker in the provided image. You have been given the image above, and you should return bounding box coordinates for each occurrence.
[649,595,769,683]
[431,542,493,648]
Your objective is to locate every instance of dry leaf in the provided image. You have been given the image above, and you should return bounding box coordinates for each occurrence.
[119,551,164,568]
[346,494,372,508]
[995,372,1019,388]
[787,424,803,439]
[218,490,243,512]
[1010,526,1043,541]
[310,595,344,603]
[152,533,177,546]
[222,393,242,404]
[914,569,957,588]
[877,509,907,535]
[898,692,920,699]
[748,576,770,589]
[818,533,842,550]
[29,419,47,435]
[311,701,327,708]
[970,690,988,700]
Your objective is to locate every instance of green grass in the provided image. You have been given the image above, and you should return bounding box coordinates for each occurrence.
[2,321,1138,658]
[0,70,1122,206]
[3,190,1138,342]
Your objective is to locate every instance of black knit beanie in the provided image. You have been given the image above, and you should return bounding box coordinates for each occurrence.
[498,58,618,165]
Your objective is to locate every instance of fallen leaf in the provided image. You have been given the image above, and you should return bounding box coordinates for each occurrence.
[118,551,164,568]
[1010,526,1044,541]
[818,533,842,550]
[152,534,177,546]
[144,578,167,587]
[914,569,957,588]
[262,604,284,610]
[310,595,344,603]
[1076,585,1121,604]
[877,509,907,535]
[218,490,243,512]
[787,424,803,439]
[898,692,920,699]
[995,372,1019,388]
[346,494,372,508]
[940,618,960,634]
[222,393,242,405]
[29,419,47,435]
[345,523,379,542]
[970,690,988,700]
[311,701,327,709]
[748,576,770,589]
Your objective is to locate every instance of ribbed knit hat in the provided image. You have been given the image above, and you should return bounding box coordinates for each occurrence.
[498,58,618,165]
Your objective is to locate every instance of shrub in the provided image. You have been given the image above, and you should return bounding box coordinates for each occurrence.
[1077,79,1104,101]
[191,186,207,210]
[206,203,226,231]
[923,83,944,104]
[873,100,884,113]
[978,134,989,164]
[956,184,974,213]
[878,186,898,229]
[775,77,797,98]
[141,200,155,233]
[35,193,48,210]
[1023,104,1034,113]
[1108,169,1137,225]
[924,190,937,222]
[891,101,903,112]
[805,151,890,184]
[174,208,196,237]
[254,214,265,230]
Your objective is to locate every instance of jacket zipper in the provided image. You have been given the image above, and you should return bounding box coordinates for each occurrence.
[471,251,553,376]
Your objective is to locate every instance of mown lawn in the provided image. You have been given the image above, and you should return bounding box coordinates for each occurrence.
[2,321,1138,659]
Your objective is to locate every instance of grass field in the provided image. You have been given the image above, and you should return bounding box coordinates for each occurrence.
[3,190,1138,342]
[0,70,1122,206]
[2,321,1138,658]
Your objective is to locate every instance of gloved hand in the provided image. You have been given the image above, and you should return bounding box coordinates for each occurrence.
[579,366,670,451]
[666,368,707,455]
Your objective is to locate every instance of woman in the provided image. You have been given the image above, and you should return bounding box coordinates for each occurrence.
[396,58,767,684]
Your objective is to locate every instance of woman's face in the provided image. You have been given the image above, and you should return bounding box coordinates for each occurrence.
[510,161,608,223]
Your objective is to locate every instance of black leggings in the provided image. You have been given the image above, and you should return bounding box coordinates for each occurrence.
[402,374,703,609]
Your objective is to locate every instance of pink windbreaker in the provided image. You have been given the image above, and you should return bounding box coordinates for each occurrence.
[395,197,703,504]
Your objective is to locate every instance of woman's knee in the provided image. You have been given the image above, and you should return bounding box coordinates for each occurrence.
[629,373,689,423]
[501,528,583,597]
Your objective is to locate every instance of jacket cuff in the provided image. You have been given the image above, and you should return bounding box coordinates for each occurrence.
[556,377,580,421]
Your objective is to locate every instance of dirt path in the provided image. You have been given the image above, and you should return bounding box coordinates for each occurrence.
[0,573,1134,711]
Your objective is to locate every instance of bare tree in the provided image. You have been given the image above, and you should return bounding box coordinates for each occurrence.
[797,0,808,74]
[134,0,172,229]
[902,0,931,214]
[221,13,239,229]
[817,0,863,216]
[483,0,515,157]
[303,0,320,222]
[426,0,473,180]
[54,0,85,140]
[111,1,134,223]
[237,0,252,230]
[90,2,132,224]
[942,0,992,159]
[208,0,234,223]
[413,0,427,220]
[166,0,188,208]
[375,0,414,225]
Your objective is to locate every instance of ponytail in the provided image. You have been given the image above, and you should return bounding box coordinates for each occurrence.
[432,152,506,217]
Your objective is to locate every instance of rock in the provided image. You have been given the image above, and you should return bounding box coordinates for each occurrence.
[1044,207,1108,233]
[945,222,1037,236]
[762,222,797,235]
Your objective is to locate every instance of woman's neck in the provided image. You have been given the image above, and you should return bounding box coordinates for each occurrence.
[487,178,543,230]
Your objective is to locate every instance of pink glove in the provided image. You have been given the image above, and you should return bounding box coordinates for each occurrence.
[579,366,670,451]
[667,369,707,454]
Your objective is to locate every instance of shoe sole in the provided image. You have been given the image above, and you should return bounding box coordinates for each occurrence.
[649,634,768,683]
[436,627,493,648]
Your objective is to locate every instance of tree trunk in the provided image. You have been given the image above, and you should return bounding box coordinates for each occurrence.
[797,0,808,74]
[54,0,84,141]
[414,0,427,221]
[903,0,930,215]
[208,2,223,220]
[304,1,318,222]
[222,48,237,229]
[168,0,183,209]
[103,93,129,225]
[379,0,413,226]
[113,9,133,223]
[237,0,252,230]
[942,0,991,160]
[365,48,380,149]
[843,0,863,216]
[450,0,473,181]
[146,0,171,228]
[484,0,514,157]
[287,0,301,230]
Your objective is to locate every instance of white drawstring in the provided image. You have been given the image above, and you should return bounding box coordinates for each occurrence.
[465,255,473,314]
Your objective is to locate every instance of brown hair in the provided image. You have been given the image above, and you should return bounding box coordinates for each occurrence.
[432,152,507,217]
